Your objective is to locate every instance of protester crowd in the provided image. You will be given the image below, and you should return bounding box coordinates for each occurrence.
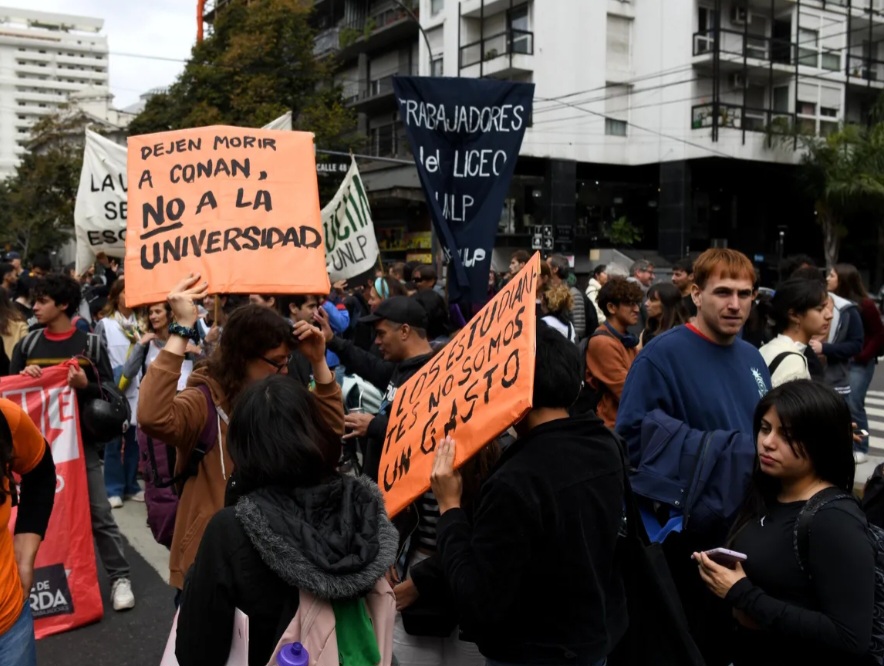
[0,245,883,666]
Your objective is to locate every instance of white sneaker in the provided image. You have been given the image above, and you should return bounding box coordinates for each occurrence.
[108,496,123,509]
[854,451,869,464]
[111,578,135,611]
[125,491,145,502]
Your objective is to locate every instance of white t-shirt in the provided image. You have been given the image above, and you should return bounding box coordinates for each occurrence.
[541,315,577,343]
[759,334,810,388]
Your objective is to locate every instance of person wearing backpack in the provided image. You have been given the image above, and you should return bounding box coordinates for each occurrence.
[694,380,877,666]
[120,301,201,549]
[585,278,642,428]
[175,375,397,666]
[8,273,136,612]
[93,278,144,508]
[759,278,832,388]
[137,274,345,598]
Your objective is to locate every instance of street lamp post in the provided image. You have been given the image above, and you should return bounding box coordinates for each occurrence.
[388,0,436,73]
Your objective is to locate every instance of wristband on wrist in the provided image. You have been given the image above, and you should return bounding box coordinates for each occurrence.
[168,322,200,343]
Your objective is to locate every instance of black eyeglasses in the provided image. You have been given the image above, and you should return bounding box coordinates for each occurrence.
[261,354,292,373]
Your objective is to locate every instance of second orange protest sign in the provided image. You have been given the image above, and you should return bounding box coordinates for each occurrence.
[125,126,330,306]
[380,254,540,517]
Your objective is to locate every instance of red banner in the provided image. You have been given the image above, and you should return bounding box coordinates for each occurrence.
[3,365,103,638]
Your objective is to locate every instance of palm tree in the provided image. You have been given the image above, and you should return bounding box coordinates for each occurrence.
[797,122,884,268]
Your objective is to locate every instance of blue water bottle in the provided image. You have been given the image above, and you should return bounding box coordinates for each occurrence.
[276,642,309,666]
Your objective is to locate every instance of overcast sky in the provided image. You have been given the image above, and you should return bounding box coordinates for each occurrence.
[23,1,195,108]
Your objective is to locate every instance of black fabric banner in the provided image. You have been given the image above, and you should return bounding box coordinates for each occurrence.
[393,76,534,308]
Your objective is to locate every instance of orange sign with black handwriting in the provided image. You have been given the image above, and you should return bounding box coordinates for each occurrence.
[380,253,539,517]
[125,126,330,307]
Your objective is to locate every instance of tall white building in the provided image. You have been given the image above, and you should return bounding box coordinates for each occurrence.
[0,7,109,177]
[416,0,884,269]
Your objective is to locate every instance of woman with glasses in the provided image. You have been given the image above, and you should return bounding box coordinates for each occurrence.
[138,275,345,602]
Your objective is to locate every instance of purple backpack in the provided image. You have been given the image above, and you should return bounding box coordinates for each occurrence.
[137,384,218,548]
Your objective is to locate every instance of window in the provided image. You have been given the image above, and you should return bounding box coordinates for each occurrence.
[698,6,718,33]
[430,0,444,15]
[821,51,840,71]
[605,85,629,136]
[798,28,818,67]
[370,125,397,157]
[508,5,531,55]
[431,57,443,76]
[605,118,628,136]
[606,15,631,71]
[773,86,789,112]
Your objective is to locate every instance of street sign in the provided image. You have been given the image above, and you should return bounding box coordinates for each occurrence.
[531,234,543,250]
[555,225,574,243]
[543,238,553,250]
[542,225,553,238]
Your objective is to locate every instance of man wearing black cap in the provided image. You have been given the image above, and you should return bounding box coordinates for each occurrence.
[318,295,434,480]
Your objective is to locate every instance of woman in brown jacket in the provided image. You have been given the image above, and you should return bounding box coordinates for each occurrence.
[138,274,344,593]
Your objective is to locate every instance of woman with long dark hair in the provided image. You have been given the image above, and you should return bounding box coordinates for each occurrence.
[694,380,875,665]
[138,275,344,598]
[759,278,831,386]
[640,282,687,347]
[829,263,884,461]
[176,375,397,666]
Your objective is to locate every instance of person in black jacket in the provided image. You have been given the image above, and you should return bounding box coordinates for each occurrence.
[694,380,876,666]
[430,322,628,666]
[177,375,397,666]
[318,296,435,481]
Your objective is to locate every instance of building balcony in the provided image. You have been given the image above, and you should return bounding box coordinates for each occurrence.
[347,70,416,113]
[459,29,533,77]
[847,54,884,86]
[460,0,525,19]
[691,102,795,134]
[336,5,420,61]
[693,29,795,69]
[313,27,341,58]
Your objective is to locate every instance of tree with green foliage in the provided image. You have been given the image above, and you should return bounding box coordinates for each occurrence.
[0,112,85,259]
[127,0,356,154]
[796,122,884,268]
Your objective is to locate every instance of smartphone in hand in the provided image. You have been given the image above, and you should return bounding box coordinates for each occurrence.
[704,547,748,569]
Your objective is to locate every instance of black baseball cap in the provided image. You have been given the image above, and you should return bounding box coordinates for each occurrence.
[360,296,428,329]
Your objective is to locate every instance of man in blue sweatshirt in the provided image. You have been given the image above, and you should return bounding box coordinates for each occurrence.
[615,248,770,666]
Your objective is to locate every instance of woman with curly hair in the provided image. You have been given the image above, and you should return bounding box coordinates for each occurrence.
[585,277,643,427]
[540,284,576,342]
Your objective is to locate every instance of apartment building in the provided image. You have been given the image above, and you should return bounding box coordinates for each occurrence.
[421,0,883,273]
[0,7,109,178]
[312,0,435,266]
[209,1,882,271]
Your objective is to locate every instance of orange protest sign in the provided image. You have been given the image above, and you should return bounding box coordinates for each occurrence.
[380,253,540,517]
[124,126,330,307]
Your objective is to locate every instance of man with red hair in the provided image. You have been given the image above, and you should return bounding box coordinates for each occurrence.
[615,248,770,666]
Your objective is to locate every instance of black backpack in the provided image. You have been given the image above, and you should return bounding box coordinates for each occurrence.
[794,487,884,664]
[864,464,884,530]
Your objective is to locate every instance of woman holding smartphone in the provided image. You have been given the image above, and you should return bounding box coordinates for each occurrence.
[694,380,876,666]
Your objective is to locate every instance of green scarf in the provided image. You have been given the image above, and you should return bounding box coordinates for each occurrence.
[332,598,381,665]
